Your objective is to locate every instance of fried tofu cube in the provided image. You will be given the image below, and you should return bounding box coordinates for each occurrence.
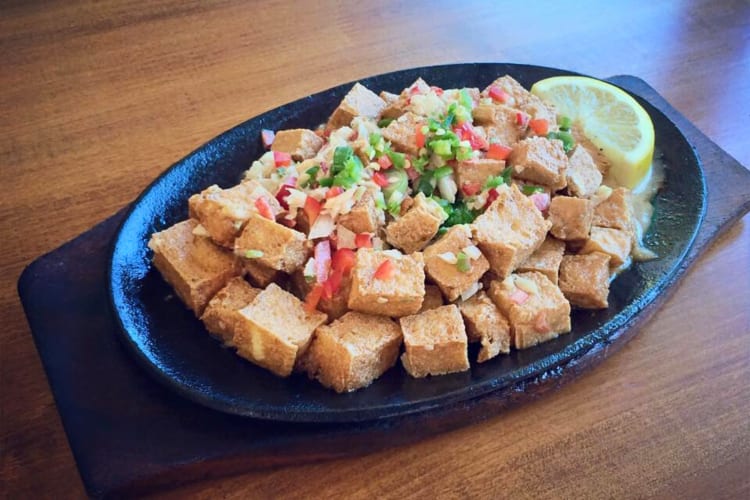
[291,267,351,321]
[400,305,469,377]
[581,226,632,267]
[327,82,387,130]
[381,111,422,156]
[148,219,241,315]
[472,103,525,146]
[234,214,309,273]
[420,285,445,312]
[385,192,446,253]
[458,291,511,362]
[471,184,551,279]
[234,283,327,377]
[271,128,324,161]
[338,190,384,234]
[517,237,565,285]
[188,181,282,248]
[242,258,284,288]
[481,75,531,108]
[200,277,260,346]
[348,249,425,317]
[566,145,602,198]
[423,225,490,302]
[487,272,571,349]
[558,253,611,309]
[304,312,403,392]
[509,137,568,191]
[593,187,633,232]
[548,196,594,241]
[522,94,557,126]
[455,158,507,192]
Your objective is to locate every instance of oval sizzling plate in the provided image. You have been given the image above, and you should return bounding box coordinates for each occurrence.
[109,63,705,423]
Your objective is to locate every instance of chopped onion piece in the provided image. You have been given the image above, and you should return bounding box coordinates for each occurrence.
[462,245,481,260]
[308,213,335,239]
[460,281,483,302]
[438,252,458,264]
[514,276,539,295]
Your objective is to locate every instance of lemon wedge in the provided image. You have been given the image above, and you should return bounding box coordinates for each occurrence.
[531,76,655,189]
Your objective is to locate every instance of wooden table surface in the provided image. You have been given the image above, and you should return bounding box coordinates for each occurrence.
[2,0,748,498]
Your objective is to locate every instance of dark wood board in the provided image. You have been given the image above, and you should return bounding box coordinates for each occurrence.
[17,76,750,498]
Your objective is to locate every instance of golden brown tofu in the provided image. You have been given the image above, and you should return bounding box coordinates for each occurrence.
[271,128,324,161]
[559,253,611,309]
[400,305,470,377]
[188,181,282,248]
[458,291,511,362]
[385,192,446,254]
[242,258,284,288]
[338,190,384,234]
[200,277,260,346]
[509,136,568,191]
[593,187,633,232]
[481,75,531,108]
[419,285,445,312]
[234,214,309,273]
[472,102,525,146]
[471,184,551,279]
[455,158,506,192]
[234,283,327,377]
[566,145,602,198]
[291,267,351,321]
[423,225,490,302]
[327,83,387,130]
[304,312,403,393]
[522,93,557,127]
[517,237,565,285]
[381,111,423,156]
[581,226,632,267]
[548,196,594,241]
[487,272,571,349]
[348,249,425,317]
[148,219,241,316]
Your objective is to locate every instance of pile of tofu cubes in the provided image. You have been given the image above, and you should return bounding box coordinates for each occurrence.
[148,75,642,393]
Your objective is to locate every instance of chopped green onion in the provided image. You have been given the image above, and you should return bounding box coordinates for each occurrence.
[431,139,453,157]
[443,201,479,228]
[458,89,473,112]
[416,174,435,197]
[485,167,512,189]
[456,252,471,272]
[244,250,264,259]
[522,185,545,195]
[301,166,321,188]
[387,150,406,169]
[377,118,394,128]
[432,197,453,218]
[558,116,572,131]
[433,166,453,179]
[455,145,473,161]
[411,154,430,173]
[319,177,334,187]
[548,131,575,153]
[332,146,353,169]
[382,169,409,201]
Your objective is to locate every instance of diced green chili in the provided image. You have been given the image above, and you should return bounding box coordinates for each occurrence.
[521,185,545,195]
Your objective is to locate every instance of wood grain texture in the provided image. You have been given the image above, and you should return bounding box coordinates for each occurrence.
[1,0,748,498]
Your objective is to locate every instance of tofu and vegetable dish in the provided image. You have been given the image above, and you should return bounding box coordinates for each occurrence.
[148,74,657,393]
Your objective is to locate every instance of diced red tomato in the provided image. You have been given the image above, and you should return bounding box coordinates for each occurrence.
[516,111,530,128]
[273,151,292,167]
[415,125,426,149]
[409,84,422,95]
[254,196,274,220]
[455,122,488,150]
[275,184,293,209]
[261,129,275,149]
[488,85,509,103]
[303,196,321,225]
[331,248,356,276]
[430,85,444,96]
[377,155,393,170]
[486,143,512,161]
[406,166,420,181]
[314,240,332,284]
[372,172,389,187]
[322,269,342,300]
[373,259,395,280]
[355,233,373,248]
[509,288,529,305]
[529,192,551,212]
[484,188,500,208]
[529,118,549,136]
[325,186,344,199]
[461,181,481,197]
[304,284,324,313]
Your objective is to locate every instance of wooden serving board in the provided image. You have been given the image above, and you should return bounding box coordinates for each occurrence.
[17,76,750,498]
